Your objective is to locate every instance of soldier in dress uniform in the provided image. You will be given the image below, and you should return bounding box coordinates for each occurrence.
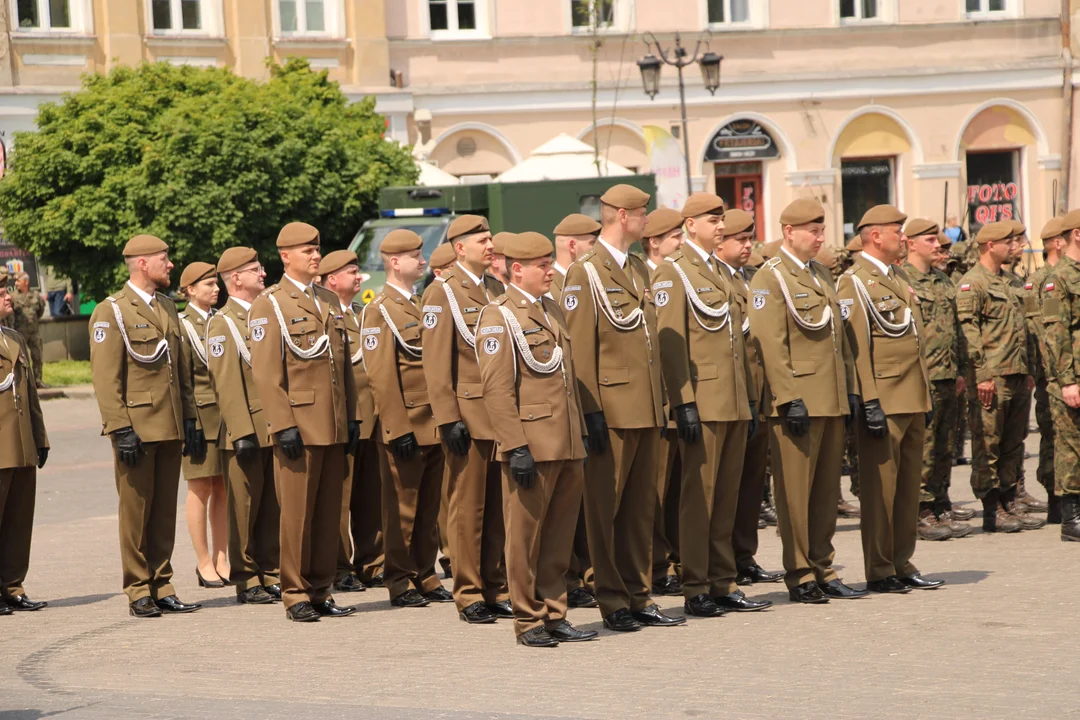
[551,214,601,300]
[206,247,281,605]
[476,231,596,647]
[488,232,514,293]
[249,223,359,622]
[362,229,451,609]
[1034,217,1066,523]
[429,243,457,277]
[0,269,49,615]
[89,235,204,617]
[10,274,45,389]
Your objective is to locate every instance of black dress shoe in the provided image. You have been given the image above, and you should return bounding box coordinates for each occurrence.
[313,599,355,617]
[567,587,598,608]
[129,597,162,618]
[735,564,784,586]
[713,590,773,612]
[460,601,497,624]
[788,581,829,604]
[516,626,559,648]
[286,601,321,622]
[899,573,945,590]
[439,556,453,579]
[0,604,12,616]
[549,620,598,642]
[651,575,682,596]
[236,586,274,605]
[333,573,367,593]
[487,599,513,618]
[423,586,454,603]
[154,595,201,613]
[632,603,687,626]
[363,572,386,589]
[391,589,430,608]
[264,584,282,601]
[818,579,868,599]
[4,594,47,611]
[867,576,913,594]
[602,608,643,632]
[684,593,725,617]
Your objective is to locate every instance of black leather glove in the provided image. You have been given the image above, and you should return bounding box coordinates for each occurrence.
[391,432,419,461]
[233,434,258,462]
[347,421,360,454]
[583,412,608,455]
[674,402,702,444]
[783,399,810,437]
[747,401,758,439]
[276,426,304,460]
[440,421,471,457]
[846,394,861,428]
[864,399,888,438]
[36,447,48,469]
[183,418,207,463]
[113,427,144,468]
[508,445,537,490]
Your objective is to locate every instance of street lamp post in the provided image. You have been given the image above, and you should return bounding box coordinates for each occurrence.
[637,32,723,199]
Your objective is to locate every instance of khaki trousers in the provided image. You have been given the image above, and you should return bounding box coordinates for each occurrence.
[275,444,345,609]
[584,427,661,617]
[337,439,384,583]
[858,411,923,581]
[679,420,747,598]
[448,438,509,611]
[224,446,280,592]
[114,439,182,602]
[503,459,584,637]
[0,466,35,599]
[439,459,451,566]
[379,442,444,599]
[651,429,681,584]
[733,421,768,571]
[768,417,843,590]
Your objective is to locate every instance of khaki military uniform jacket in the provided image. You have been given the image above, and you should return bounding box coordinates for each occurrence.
[89,285,196,440]
[562,242,664,429]
[837,256,931,415]
[748,250,855,418]
[476,285,586,462]
[548,266,567,302]
[1040,256,1080,395]
[206,298,271,447]
[956,263,1030,384]
[903,262,967,383]
[726,263,765,405]
[178,308,221,443]
[483,273,506,297]
[420,267,495,441]
[248,280,356,447]
[0,329,48,468]
[343,304,377,441]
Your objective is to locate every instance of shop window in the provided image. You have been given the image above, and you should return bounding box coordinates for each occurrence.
[965,150,1019,237]
[840,157,894,240]
[278,0,343,36]
[715,161,764,240]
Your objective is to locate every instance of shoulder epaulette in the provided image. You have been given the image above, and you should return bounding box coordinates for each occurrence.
[493,295,509,306]
[764,257,782,269]
[257,284,279,298]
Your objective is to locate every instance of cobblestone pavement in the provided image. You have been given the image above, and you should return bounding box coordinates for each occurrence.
[1,397,1076,720]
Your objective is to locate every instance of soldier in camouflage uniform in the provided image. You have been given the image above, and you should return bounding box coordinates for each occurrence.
[11,273,45,389]
[949,239,975,464]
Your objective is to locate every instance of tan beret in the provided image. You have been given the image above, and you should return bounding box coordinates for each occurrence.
[428,243,458,270]
[779,198,825,226]
[276,222,320,248]
[903,218,939,238]
[761,240,782,259]
[553,213,602,237]
[681,192,725,219]
[644,208,683,239]
[447,214,490,241]
[123,234,169,257]
[722,209,755,237]
[950,241,968,259]
[0,267,10,289]
[976,221,1014,245]
[319,249,358,276]
[492,232,516,255]
[1008,219,1027,237]
[217,246,258,274]
[937,232,951,248]
[179,262,216,289]
[845,235,863,252]
[857,204,907,230]
[600,183,650,210]
[815,244,838,269]
[1040,216,1065,241]
[504,231,554,261]
[747,251,765,268]
[380,229,423,254]
[1062,209,1080,233]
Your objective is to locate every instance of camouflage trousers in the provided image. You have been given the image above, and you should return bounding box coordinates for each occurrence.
[953,392,968,459]
[1033,377,1054,495]
[920,380,958,504]
[1049,396,1080,496]
[968,374,1028,499]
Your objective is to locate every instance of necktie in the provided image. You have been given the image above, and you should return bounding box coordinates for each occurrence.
[304,286,321,314]
[411,294,421,311]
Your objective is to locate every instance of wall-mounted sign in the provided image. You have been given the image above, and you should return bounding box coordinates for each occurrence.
[705,120,780,162]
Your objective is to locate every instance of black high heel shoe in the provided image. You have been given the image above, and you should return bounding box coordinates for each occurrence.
[196,569,224,589]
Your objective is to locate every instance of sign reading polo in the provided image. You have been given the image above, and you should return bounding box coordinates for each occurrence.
[704,120,781,162]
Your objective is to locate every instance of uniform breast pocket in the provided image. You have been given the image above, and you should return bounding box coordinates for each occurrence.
[984,290,1010,319]
[288,320,320,347]
[127,328,164,353]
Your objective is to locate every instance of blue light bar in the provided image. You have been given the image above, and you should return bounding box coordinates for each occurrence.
[380,208,451,218]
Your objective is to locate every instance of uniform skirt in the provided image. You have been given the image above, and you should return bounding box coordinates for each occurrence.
[182,440,223,480]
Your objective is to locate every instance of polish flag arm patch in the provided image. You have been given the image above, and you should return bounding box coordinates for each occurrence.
[1045,283,1055,291]
[959,284,971,291]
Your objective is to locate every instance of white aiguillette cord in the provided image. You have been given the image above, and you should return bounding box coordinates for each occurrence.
[849,273,917,340]
[180,316,208,366]
[769,264,833,331]
[0,329,16,402]
[582,260,654,356]
[474,305,564,383]
[437,276,481,349]
[207,313,251,367]
[666,258,732,335]
[108,298,171,364]
[267,293,330,360]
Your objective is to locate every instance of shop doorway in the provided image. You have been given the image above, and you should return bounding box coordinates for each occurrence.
[840,156,895,240]
[715,162,763,241]
[965,150,1020,236]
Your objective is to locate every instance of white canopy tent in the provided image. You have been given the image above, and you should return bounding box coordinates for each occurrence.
[493,134,633,183]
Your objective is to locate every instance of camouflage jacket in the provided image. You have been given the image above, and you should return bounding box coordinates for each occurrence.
[903,262,966,382]
[956,263,1030,384]
[1004,268,1039,378]
[1040,256,1080,397]
[11,290,43,337]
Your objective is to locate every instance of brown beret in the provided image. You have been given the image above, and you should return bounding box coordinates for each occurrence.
[976,221,1014,245]
[747,251,765,268]
[492,232,516,255]
[644,208,684,239]
[447,214,490,241]
[504,231,554,261]
[1062,209,1080,233]
[0,267,10,289]
[815,244,838,269]
[950,241,968,259]
[276,222,320,248]
[903,218,939,238]
[319,249,358,276]
[1008,219,1027,237]
[553,213,602,237]
[428,243,458,270]
[1040,216,1065,241]
[780,198,825,226]
[123,234,169,257]
[681,192,725,219]
[217,247,259,275]
[937,232,951,248]
[857,204,907,230]
[722,209,755,237]
[600,183,650,210]
[179,262,216,288]
[380,229,423,254]
[845,235,863,252]
[761,240,782,259]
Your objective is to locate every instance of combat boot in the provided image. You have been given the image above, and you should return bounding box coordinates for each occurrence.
[1048,495,1062,524]
[917,505,952,541]
[1060,495,1080,542]
[1015,479,1048,513]
[933,501,973,538]
[982,490,1021,533]
[760,481,778,527]
[940,495,975,521]
[1000,488,1046,530]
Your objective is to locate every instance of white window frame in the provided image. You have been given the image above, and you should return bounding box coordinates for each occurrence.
[702,0,767,31]
[145,0,224,37]
[423,0,491,40]
[964,0,1018,20]
[273,0,346,39]
[9,0,93,34]
[835,0,895,25]
[568,0,634,35]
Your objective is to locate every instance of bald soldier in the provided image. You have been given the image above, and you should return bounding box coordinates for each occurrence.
[362,229,452,609]
[749,199,862,604]
[421,215,512,624]
[89,235,203,617]
[475,231,595,647]
[838,206,943,593]
[563,184,678,631]
[551,213,601,299]
[206,248,281,605]
[249,223,359,622]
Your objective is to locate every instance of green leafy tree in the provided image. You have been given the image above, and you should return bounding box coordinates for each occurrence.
[0,58,417,300]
